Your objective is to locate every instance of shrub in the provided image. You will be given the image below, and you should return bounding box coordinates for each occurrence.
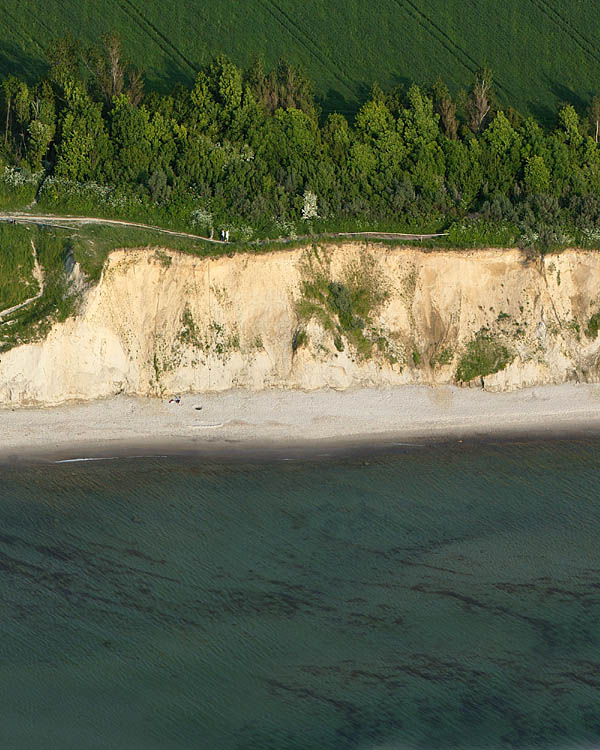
[301,190,319,220]
[0,166,43,208]
[296,250,387,360]
[456,334,512,382]
[585,313,600,340]
[328,281,363,330]
[430,347,453,367]
[292,327,307,351]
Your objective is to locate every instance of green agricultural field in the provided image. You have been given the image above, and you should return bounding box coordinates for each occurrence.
[0,0,599,121]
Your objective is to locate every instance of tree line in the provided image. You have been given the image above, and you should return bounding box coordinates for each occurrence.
[3,33,600,246]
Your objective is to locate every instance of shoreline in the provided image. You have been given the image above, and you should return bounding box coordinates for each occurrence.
[3,383,600,464]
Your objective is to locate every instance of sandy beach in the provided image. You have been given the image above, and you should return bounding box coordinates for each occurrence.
[2,383,600,462]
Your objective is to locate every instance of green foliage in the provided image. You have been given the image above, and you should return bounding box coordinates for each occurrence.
[444,220,518,248]
[296,250,388,359]
[567,319,581,339]
[292,327,307,351]
[524,155,551,194]
[4,32,600,255]
[55,82,110,181]
[456,334,512,382]
[430,347,453,367]
[585,312,600,340]
[327,281,364,331]
[481,111,522,194]
[178,305,202,348]
[153,248,172,268]
[0,227,75,351]
[0,167,42,208]
[0,224,38,309]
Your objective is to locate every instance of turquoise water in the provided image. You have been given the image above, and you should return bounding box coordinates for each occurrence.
[0,440,599,749]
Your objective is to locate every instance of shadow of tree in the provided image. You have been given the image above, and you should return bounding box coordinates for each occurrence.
[526,101,558,129]
[550,81,589,112]
[526,77,593,128]
[0,39,48,83]
[144,54,196,94]
[318,87,359,119]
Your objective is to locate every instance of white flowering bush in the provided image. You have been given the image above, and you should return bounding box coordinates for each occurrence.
[2,166,44,187]
[208,140,255,171]
[301,190,319,220]
[233,224,254,242]
[519,230,539,247]
[520,228,574,249]
[273,216,297,240]
[0,166,44,207]
[557,231,574,245]
[38,176,143,213]
[190,207,213,229]
[582,228,600,244]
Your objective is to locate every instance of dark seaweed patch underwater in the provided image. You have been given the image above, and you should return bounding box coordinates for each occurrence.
[0,439,599,749]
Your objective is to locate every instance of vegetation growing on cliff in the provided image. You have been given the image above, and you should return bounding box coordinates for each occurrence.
[5,30,600,355]
[296,247,391,360]
[430,347,454,369]
[0,224,39,309]
[456,334,512,383]
[0,220,216,352]
[0,228,75,351]
[585,312,600,340]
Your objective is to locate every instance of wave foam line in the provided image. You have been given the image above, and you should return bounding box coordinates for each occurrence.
[54,456,121,463]
[54,454,169,463]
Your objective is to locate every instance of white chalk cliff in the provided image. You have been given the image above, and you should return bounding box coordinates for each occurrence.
[1,243,600,405]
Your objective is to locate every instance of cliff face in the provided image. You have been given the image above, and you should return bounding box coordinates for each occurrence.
[1,243,600,405]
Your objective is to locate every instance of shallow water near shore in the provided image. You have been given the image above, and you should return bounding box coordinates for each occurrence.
[1,439,599,749]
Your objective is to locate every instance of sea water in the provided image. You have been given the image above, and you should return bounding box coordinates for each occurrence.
[0,439,599,749]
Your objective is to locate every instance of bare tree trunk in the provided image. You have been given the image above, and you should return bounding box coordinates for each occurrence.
[467,67,493,134]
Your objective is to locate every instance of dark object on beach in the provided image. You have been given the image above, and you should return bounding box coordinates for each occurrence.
[169,396,181,404]
[195,406,202,410]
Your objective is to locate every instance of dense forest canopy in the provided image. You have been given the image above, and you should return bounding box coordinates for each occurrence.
[3,33,600,249]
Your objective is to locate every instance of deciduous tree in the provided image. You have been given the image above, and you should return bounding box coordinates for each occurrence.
[465,66,494,134]
[84,32,144,107]
[432,77,458,140]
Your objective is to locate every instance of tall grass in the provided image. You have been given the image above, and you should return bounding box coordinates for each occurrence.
[0,223,38,309]
[0,227,73,351]
[64,224,222,281]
